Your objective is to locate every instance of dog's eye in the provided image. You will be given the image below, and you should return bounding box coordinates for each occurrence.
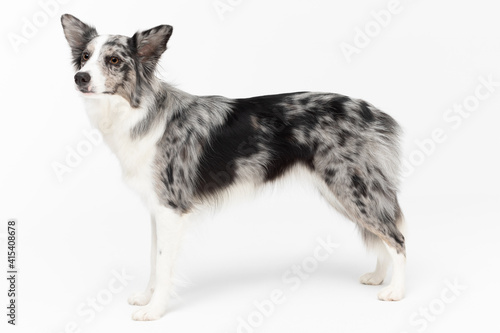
[82,52,90,61]
[109,57,120,65]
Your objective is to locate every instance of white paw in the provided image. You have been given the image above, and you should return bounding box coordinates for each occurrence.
[131,304,166,321]
[128,291,153,306]
[360,272,384,285]
[377,285,404,301]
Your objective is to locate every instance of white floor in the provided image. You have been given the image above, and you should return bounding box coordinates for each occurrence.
[3,174,499,333]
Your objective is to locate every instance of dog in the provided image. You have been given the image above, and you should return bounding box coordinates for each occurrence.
[61,14,406,321]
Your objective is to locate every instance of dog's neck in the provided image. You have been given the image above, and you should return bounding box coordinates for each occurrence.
[82,80,192,137]
[79,80,198,185]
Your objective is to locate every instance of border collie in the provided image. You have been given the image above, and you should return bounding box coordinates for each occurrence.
[61,14,406,321]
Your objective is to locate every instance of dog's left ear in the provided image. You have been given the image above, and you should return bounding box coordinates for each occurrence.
[132,25,173,64]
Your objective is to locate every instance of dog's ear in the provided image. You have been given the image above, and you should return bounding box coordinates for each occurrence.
[132,25,173,64]
[61,14,98,68]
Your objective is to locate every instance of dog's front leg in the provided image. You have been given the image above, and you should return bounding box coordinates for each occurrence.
[128,215,157,306]
[132,207,187,321]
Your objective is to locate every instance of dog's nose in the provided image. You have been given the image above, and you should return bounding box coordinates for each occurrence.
[74,72,91,86]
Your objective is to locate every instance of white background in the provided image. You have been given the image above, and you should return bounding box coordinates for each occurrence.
[1,0,499,332]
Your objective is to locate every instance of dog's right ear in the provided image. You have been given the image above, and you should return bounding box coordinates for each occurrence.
[61,14,98,68]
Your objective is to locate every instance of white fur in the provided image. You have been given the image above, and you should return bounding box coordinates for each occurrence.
[131,207,187,321]
[77,47,185,318]
[377,242,406,301]
[78,35,108,94]
[81,91,165,211]
[360,243,390,286]
[77,36,164,210]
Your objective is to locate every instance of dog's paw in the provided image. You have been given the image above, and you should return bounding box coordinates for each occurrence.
[128,291,153,306]
[131,305,166,321]
[360,272,384,285]
[377,285,404,301]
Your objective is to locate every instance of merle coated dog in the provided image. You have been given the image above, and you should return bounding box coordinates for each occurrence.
[61,14,406,321]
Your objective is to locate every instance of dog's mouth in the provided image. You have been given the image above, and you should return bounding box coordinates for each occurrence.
[77,85,95,95]
[76,86,114,96]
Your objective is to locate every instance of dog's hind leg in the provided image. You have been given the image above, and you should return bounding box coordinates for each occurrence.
[132,207,187,321]
[374,205,406,301]
[359,231,390,286]
[128,215,157,306]
[357,205,406,301]
[354,198,406,301]
[316,169,406,301]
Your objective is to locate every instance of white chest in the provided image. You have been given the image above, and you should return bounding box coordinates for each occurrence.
[83,95,164,208]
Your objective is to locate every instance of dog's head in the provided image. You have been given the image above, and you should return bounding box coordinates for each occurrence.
[61,14,172,107]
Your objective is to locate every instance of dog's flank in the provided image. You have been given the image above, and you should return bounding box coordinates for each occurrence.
[61,14,407,321]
